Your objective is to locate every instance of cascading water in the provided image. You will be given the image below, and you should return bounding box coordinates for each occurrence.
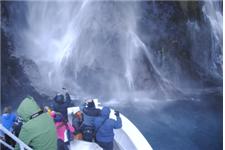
[7,1,186,102]
[202,1,223,78]
[10,1,141,98]
[1,1,222,150]
[187,1,222,82]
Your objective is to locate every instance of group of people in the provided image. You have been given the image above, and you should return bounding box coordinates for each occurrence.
[0,93,122,150]
[78,99,122,150]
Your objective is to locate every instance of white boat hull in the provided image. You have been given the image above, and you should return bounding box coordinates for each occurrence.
[67,104,153,150]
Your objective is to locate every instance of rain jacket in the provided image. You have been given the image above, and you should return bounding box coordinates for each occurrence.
[79,102,100,126]
[50,111,75,142]
[15,96,57,150]
[52,97,70,120]
[94,107,122,142]
[72,111,83,133]
[55,122,74,142]
[1,112,16,132]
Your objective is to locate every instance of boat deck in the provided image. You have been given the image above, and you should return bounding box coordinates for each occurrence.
[68,104,153,150]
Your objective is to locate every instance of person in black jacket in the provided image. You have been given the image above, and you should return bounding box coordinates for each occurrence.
[52,93,73,121]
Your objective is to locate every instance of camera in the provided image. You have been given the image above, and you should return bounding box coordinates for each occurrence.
[114,110,119,117]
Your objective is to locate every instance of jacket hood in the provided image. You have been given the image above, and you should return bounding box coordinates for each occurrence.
[54,94,64,104]
[87,101,95,108]
[17,96,41,122]
[101,107,110,118]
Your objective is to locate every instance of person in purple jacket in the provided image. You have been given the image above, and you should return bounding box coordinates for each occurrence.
[94,107,122,150]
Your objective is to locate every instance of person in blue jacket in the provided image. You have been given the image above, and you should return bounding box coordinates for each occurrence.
[1,106,17,147]
[94,107,122,150]
[79,99,100,142]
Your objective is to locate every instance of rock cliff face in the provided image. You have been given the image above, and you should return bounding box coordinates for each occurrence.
[138,1,222,88]
[1,2,49,108]
[1,32,49,108]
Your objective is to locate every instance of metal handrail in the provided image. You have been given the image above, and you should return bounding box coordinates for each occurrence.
[0,124,33,150]
[0,139,14,150]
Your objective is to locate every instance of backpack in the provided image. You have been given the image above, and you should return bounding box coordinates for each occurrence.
[82,125,95,142]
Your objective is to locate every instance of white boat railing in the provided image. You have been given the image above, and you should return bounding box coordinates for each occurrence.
[0,138,14,150]
[0,124,33,150]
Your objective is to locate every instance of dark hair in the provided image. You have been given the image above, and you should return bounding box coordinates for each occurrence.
[87,100,95,108]
[3,106,12,114]
[54,94,64,104]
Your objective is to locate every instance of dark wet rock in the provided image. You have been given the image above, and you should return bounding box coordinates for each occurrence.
[1,4,50,109]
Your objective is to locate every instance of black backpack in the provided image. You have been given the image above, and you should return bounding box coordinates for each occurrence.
[82,125,95,142]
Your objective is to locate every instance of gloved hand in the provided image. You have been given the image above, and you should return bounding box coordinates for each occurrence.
[85,99,93,103]
[114,110,120,117]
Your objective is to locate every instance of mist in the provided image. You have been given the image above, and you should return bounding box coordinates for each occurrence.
[5,1,222,104]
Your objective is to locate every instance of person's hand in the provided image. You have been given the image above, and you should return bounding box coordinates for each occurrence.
[62,88,69,93]
[114,111,120,117]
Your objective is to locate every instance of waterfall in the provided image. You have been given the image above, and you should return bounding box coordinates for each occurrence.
[3,0,222,103]
[187,1,222,82]
[202,0,223,77]
[10,1,151,100]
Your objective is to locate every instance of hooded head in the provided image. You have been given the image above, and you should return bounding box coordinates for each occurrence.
[17,96,41,122]
[87,100,95,108]
[101,107,110,119]
[54,94,64,104]
[50,111,56,118]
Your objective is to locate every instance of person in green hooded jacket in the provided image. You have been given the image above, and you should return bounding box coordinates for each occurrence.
[15,96,57,150]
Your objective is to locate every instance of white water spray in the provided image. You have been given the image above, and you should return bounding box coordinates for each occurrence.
[9,1,222,103]
[14,1,148,99]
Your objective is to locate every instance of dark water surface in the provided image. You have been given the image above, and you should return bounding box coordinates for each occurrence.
[119,93,222,150]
